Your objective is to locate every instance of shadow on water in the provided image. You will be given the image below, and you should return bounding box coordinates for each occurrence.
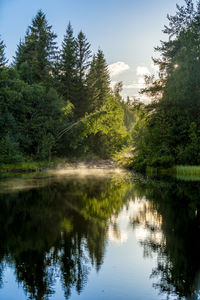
[0,170,200,299]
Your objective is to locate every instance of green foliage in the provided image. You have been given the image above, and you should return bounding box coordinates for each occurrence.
[76,31,91,82]
[177,122,200,164]
[74,30,91,117]
[69,96,130,158]
[0,37,7,69]
[132,1,200,170]
[176,165,200,176]
[0,135,22,163]
[59,22,77,103]
[14,10,57,85]
[87,49,110,111]
[112,145,134,167]
[0,63,70,162]
[58,25,91,118]
[0,158,65,171]
[0,12,132,164]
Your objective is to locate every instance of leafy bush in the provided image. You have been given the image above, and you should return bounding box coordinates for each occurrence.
[0,135,23,163]
[150,155,175,168]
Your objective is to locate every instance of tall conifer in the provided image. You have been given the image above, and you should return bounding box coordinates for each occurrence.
[76,31,91,82]
[59,22,77,103]
[74,31,91,117]
[14,10,57,85]
[87,49,110,111]
[0,37,7,69]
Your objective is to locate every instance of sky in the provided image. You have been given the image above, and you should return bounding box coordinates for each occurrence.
[0,0,186,99]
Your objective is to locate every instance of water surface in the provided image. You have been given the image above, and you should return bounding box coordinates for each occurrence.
[0,169,199,300]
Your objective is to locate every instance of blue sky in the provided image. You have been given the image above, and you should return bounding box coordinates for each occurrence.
[0,0,185,99]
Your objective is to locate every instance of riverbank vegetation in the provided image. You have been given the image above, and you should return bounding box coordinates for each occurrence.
[131,0,200,172]
[0,11,134,167]
[1,1,200,173]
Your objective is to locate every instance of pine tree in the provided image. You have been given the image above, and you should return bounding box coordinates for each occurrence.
[14,10,57,85]
[87,49,110,111]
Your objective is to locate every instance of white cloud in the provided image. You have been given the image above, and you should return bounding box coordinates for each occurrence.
[136,66,150,76]
[122,65,150,90]
[133,93,151,104]
[123,77,146,89]
[110,80,117,89]
[123,82,145,89]
[107,227,128,244]
[108,61,130,77]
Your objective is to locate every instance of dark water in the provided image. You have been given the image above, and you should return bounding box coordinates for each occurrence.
[0,169,200,300]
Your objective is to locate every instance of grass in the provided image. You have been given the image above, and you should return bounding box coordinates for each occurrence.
[175,165,200,175]
[0,158,67,172]
[146,165,200,181]
[146,166,175,175]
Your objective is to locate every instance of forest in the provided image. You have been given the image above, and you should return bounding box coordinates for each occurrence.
[0,10,133,165]
[1,0,200,172]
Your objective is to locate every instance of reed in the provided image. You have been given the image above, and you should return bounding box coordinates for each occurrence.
[175,165,200,175]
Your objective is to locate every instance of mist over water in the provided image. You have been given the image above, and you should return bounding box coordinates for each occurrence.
[0,170,199,300]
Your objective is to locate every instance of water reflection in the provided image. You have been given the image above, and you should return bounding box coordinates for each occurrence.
[0,172,200,299]
[132,178,200,300]
[0,171,133,299]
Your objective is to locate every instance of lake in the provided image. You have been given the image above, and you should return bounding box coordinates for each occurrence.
[0,168,199,300]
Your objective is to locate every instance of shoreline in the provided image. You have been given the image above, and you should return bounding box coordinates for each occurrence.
[0,158,117,173]
[146,165,200,178]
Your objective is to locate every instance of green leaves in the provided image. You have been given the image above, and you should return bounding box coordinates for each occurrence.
[0,13,131,162]
[132,0,200,170]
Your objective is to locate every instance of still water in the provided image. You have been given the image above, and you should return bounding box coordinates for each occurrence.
[0,168,199,300]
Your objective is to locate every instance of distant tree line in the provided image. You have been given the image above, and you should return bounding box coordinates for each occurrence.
[0,10,133,163]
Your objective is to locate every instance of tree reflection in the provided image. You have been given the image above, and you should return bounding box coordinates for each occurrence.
[0,173,133,299]
[1,172,200,299]
[132,177,200,300]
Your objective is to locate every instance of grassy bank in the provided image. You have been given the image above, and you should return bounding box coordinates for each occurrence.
[0,158,66,172]
[146,165,200,178]
[0,156,118,173]
[175,165,200,175]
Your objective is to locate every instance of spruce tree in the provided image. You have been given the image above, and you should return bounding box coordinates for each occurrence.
[0,37,7,69]
[87,49,110,111]
[74,31,91,117]
[76,31,91,83]
[14,10,57,85]
[59,22,77,104]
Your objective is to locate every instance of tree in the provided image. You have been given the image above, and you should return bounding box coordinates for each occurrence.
[59,22,77,104]
[14,10,57,85]
[0,67,25,163]
[132,0,200,170]
[0,37,7,69]
[76,31,91,83]
[74,31,91,117]
[87,49,110,111]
